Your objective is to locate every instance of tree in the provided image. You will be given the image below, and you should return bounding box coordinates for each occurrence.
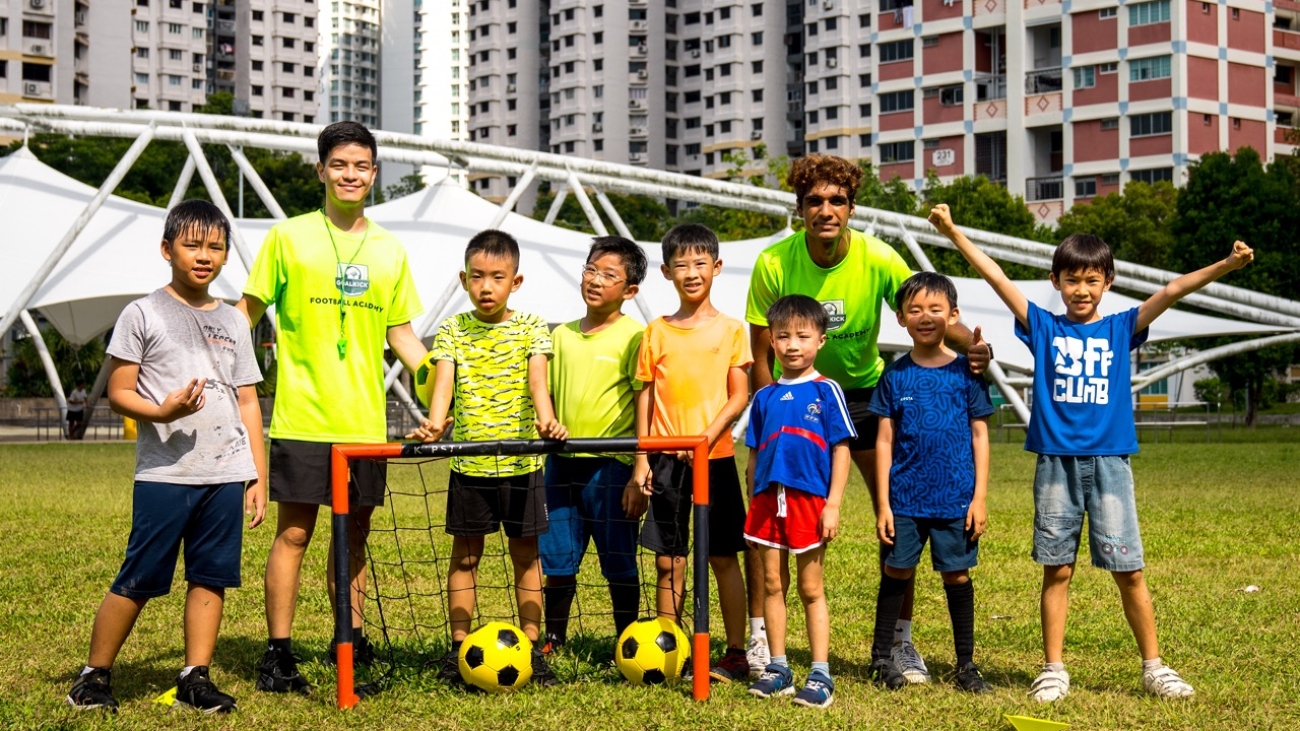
[382,172,428,202]
[911,174,1051,279]
[2,326,104,398]
[531,184,674,241]
[1055,180,1179,270]
[1170,148,1300,425]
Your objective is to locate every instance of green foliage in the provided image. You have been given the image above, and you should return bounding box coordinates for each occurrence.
[2,327,104,398]
[382,173,428,202]
[673,144,788,241]
[911,174,1050,279]
[1055,180,1179,269]
[855,161,919,215]
[531,185,674,242]
[1193,377,1224,407]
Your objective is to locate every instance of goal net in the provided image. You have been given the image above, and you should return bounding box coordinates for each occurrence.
[329,436,714,707]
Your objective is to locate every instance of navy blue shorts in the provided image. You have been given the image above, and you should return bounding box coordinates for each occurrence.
[111,481,245,598]
[539,455,639,581]
[881,514,979,573]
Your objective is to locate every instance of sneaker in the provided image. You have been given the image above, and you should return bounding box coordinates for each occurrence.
[745,635,771,678]
[1029,667,1070,703]
[1142,665,1194,699]
[174,666,236,714]
[891,640,931,684]
[531,649,559,687]
[954,662,994,694]
[255,645,312,695]
[437,648,465,687]
[869,658,907,690]
[792,670,835,709]
[539,633,563,658]
[747,663,795,698]
[328,635,376,669]
[66,667,118,712]
[707,647,751,684]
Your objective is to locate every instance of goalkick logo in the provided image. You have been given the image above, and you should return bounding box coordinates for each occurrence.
[336,263,371,297]
[821,300,846,331]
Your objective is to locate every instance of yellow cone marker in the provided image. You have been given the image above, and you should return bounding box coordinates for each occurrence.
[153,686,177,706]
[1005,715,1069,731]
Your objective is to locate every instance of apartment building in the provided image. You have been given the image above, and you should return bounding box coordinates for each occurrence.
[1,0,129,106]
[320,0,379,126]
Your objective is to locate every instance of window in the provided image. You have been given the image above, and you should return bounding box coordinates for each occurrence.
[719,6,731,19]
[594,4,603,17]
[807,140,818,153]
[253,10,264,20]
[283,37,296,48]
[879,141,915,163]
[1131,167,1173,184]
[1073,66,1095,89]
[1276,66,1295,85]
[135,73,149,85]
[825,17,837,31]
[508,21,516,33]
[252,35,263,46]
[825,77,837,90]
[686,143,701,155]
[806,21,818,36]
[306,17,314,28]
[807,80,818,95]
[1130,112,1172,136]
[720,120,732,133]
[752,60,763,73]
[880,90,914,113]
[594,58,602,70]
[860,44,871,58]
[859,103,872,116]
[940,85,962,105]
[807,111,818,125]
[252,84,264,96]
[1075,177,1097,197]
[720,91,731,104]
[193,28,204,38]
[593,84,603,98]
[192,79,203,89]
[879,40,913,63]
[168,23,182,34]
[169,49,183,60]
[706,95,715,109]
[1129,0,1170,26]
[718,35,732,49]
[283,62,296,72]
[1129,56,1171,82]
[1099,7,1117,19]
[752,3,762,16]
[1098,62,1118,74]
[859,73,872,88]
[752,89,763,102]
[136,48,150,58]
[283,12,295,23]
[825,136,839,150]
[1100,117,1120,130]
[860,13,871,28]
[825,106,838,120]
[922,35,939,48]
[134,20,149,33]
[752,32,763,45]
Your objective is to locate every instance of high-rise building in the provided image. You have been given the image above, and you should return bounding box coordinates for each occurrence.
[411,0,469,180]
[130,0,218,112]
[1,0,125,107]
[320,0,380,127]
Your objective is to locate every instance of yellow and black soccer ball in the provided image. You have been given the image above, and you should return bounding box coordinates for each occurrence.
[614,617,690,685]
[458,622,534,692]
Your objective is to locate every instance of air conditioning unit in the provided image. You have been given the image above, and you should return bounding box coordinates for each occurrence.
[750,130,762,140]
[827,57,837,68]
[507,83,516,92]
[823,0,834,9]
[689,49,700,58]
[629,99,638,108]
[630,127,646,136]
[29,43,46,56]
[193,63,202,72]
[636,44,647,54]
[24,82,40,95]
[593,122,603,132]
[637,69,648,79]
[629,152,644,162]
[29,0,46,9]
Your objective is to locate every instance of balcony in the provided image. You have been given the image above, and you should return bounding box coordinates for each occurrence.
[1277,28,1300,53]
[1025,175,1063,202]
[975,73,1007,101]
[1025,67,1062,94]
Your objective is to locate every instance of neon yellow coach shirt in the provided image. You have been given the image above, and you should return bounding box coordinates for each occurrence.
[746,229,912,390]
[244,212,423,443]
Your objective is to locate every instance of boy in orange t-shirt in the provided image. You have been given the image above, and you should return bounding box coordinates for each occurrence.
[634,223,753,683]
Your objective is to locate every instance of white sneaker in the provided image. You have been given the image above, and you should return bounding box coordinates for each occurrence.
[891,641,930,684]
[745,635,771,678]
[1029,668,1071,703]
[1142,665,1194,699]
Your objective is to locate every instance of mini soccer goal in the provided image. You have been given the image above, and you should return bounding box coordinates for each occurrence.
[329,436,714,708]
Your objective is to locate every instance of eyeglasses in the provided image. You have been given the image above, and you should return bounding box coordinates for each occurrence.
[580,266,625,285]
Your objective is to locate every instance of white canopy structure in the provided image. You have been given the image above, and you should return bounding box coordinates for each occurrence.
[1,104,1297,424]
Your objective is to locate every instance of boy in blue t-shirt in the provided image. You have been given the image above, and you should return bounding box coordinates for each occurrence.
[930,203,1254,702]
[743,295,855,708]
[867,272,995,694]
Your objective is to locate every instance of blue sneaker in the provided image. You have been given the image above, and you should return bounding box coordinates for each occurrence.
[747,663,795,698]
[792,670,835,709]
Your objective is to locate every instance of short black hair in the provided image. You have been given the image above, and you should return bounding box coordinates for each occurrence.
[1052,233,1115,281]
[895,271,958,311]
[317,121,377,164]
[588,236,648,286]
[660,223,719,264]
[767,294,830,334]
[465,229,520,269]
[163,200,230,248]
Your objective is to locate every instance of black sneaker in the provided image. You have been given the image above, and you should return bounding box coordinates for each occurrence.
[954,662,994,694]
[869,658,908,690]
[328,635,376,669]
[174,666,236,714]
[708,647,751,684]
[255,644,312,695]
[66,667,118,712]
[531,649,559,687]
[437,648,465,687]
[539,632,564,657]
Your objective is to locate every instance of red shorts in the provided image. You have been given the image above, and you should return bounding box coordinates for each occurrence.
[743,485,826,554]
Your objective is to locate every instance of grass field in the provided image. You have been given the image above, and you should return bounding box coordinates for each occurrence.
[1,440,1298,730]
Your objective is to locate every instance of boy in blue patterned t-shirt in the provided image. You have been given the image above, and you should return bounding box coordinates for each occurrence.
[867,272,995,694]
[930,203,1254,702]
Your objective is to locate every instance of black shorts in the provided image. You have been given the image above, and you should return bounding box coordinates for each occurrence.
[639,454,748,558]
[66,410,84,423]
[268,439,387,508]
[843,387,880,452]
[447,469,548,538]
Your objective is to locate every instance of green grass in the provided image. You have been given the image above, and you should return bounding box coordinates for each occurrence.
[2,442,1299,730]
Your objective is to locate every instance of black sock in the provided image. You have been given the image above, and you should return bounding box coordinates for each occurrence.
[268,637,292,654]
[609,581,640,637]
[543,583,578,645]
[944,580,976,668]
[873,576,909,662]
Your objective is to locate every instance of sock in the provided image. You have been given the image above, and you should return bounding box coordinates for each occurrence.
[873,576,909,662]
[1142,657,1163,673]
[609,581,640,638]
[543,583,578,645]
[268,637,292,654]
[179,665,196,679]
[894,618,913,645]
[810,661,831,679]
[770,655,788,668]
[1044,661,1065,673]
[944,580,976,668]
[81,666,99,677]
[750,617,767,640]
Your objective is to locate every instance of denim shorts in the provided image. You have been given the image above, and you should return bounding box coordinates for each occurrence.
[881,514,979,573]
[1032,455,1145,572]
[111,481,245,598]
[539,455,638,581]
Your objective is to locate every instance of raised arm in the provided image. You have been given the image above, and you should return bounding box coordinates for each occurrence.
[1136,240,1254,333]
[928,204,1029,327]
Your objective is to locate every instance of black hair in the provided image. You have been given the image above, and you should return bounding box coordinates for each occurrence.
[163,200,231,248]
[660,223,720,264]
[317,120,378,164]
[465,229,520,269]
[1052,234,1115,281]
[588,236,648,286]
[766,294,830,334]
[895,271,958,311]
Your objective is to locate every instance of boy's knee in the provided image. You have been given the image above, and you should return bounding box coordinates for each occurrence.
[708,554,739,573]
[274,525,313,552]
[796,576,824,605]
[940,570,969,585]
[882,564,914,581]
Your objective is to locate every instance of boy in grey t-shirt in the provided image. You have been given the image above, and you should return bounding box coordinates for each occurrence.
[66,201,267,715]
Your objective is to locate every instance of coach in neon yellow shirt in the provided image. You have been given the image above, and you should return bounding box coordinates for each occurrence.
[745,154,989,684]
[237,122,428,694]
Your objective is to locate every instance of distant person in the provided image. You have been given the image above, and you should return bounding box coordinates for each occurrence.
[66,200,267,714]
[237,121,428,694]
[930,202,1254,701]
[66,380,88,440]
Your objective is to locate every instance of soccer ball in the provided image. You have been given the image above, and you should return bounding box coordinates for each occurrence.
[458,622,534,693]
[615,617,690,685]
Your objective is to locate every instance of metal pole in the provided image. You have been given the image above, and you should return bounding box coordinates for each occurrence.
[20,310,68,422]
[542,188,568,225]
[488,161,538,228]
[228,144,287,219]
[565,170,608,236]
[168,155,197,209]
[0,123,156,341]
[1130,331,1300,392]
[593,189,634,240]
[180,128,257,272]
